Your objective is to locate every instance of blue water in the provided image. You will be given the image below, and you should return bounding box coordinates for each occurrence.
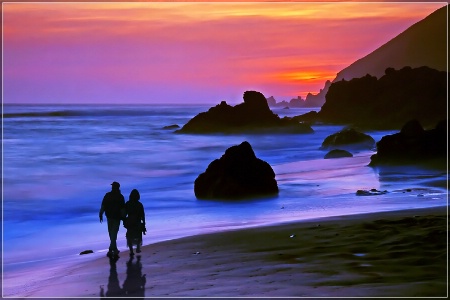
[2,104,447,266]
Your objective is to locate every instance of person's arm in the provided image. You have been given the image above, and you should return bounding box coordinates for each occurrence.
[120,195,126,220]
[140,203,147,234]
[141,203,146,225]
[99,196,106,223]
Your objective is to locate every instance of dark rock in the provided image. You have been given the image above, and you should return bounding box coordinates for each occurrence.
[283,106,290,110]
[356,189,388,196]
[400,119,424,137]
[369,119,447,167]
[177,91,313,134]
[318,66,447,129]
[321,128,375,150]
[163,124,180,130]
[324,149,353,159]
[79,250,94,255]
[194,141,278,200]
[292,111,320,123]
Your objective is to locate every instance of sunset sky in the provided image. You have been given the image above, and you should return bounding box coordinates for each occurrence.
[3,2,446,104]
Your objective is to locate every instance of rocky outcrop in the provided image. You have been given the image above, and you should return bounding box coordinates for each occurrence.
[178,91,313,134]
[194,141,278,200]
[318,66,447,129]
[324,149,353,159]
[321,128,375,150]
[369,119,447,167]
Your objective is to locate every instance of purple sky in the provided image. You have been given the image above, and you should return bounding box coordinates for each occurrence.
[3,2,445,104]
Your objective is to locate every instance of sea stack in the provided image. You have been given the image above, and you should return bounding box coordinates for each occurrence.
[194,141,278,200]
[177,91,313,134]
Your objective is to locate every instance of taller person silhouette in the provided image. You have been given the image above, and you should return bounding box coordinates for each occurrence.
[99,181,125,258]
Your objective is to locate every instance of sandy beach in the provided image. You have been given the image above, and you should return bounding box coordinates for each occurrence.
[3,206,447,298]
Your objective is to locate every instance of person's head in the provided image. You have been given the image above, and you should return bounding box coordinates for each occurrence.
[111,181,120,191]
[129,189,140,202]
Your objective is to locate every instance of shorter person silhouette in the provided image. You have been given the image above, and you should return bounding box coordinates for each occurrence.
[123,189,146,256]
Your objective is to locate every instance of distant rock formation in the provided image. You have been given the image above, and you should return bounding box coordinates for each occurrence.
[194,141,278,200]
[266,96,277,107]
[321,128,375,150]
[324,149,353,159]
[178,91,313,134]
[369,119,447,167]
[318,66,447,129]
[289,96,304,108]
[304,80,331,108]
[266,96,304,108]
[266,90,327,108]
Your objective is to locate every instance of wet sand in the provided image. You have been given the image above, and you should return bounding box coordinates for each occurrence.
[4,206,447,297]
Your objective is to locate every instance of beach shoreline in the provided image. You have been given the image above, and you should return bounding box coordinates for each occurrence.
[3,205,447,298]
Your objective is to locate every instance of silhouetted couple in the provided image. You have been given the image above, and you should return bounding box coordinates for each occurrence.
[99,181,146,258]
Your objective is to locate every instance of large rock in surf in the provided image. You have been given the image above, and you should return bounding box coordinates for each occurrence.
[321,128,375,150]
[369,119,447,167]
[194,141,278,200]
[177,91,313,134]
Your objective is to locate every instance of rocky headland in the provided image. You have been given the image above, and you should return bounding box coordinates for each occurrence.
[294,66,447,130]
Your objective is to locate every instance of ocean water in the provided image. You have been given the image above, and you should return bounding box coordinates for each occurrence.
[2,104,447,266]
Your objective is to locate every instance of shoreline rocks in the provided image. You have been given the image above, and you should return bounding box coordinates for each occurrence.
[369,119,447,167]
[321,128,375,150]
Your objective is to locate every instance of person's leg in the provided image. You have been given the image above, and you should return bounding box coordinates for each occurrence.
[136,234,142,253]
[127,232,134,256]
[107,218,121,253]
